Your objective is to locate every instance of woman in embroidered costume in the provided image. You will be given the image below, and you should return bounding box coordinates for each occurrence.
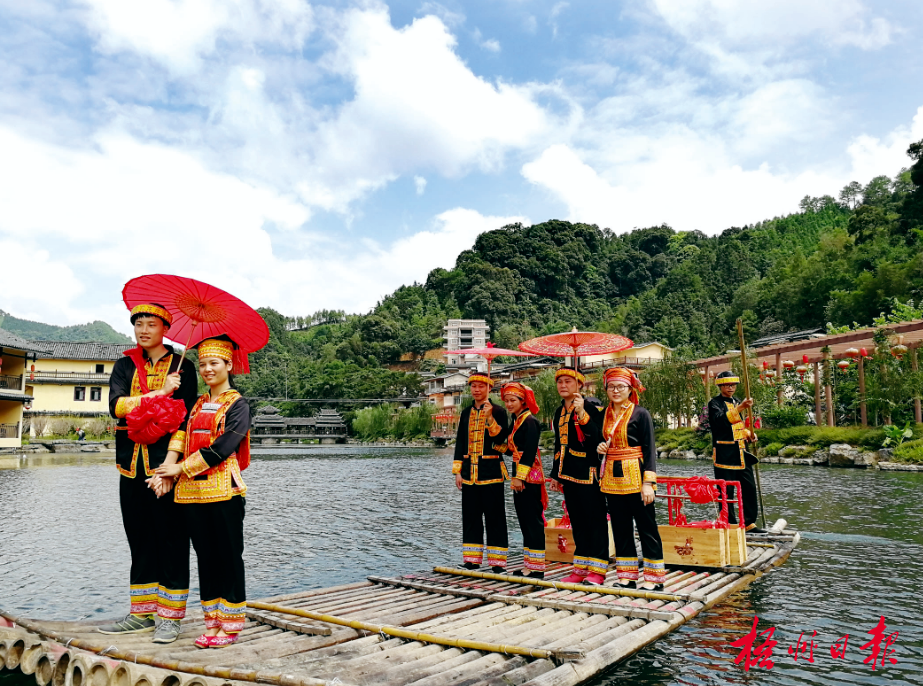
[596,367,665,590]
[500,382,547,578]
[155,336,252,648]
[550,367,608,585]
[452,373,511,572]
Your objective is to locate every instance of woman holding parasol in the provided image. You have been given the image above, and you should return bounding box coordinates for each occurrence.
[121,275,268,647]
[155,335,254,648]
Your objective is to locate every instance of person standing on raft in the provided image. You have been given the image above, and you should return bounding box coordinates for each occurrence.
[499,382,547,579]
[550,367,608,585]
[155,336,252,648]
[708,370,766,533]
[452,373,511,572]
[596,368,665,590]
[100,304,197,640]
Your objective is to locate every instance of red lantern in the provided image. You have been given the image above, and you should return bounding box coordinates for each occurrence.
[837,360,850,370]
[845,348,859,358]
[802,354,809,364]
[859,347,869,358]
[763,361,769,369]
[796,364,809,382]
[30,363,35,381]
[783,360,795,370]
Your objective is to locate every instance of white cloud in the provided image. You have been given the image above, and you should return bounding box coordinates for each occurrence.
[472,28,501,52]
[651,0,893,51]
[418,2,465,28]
[81,0,313,75]
[414,175,428,195]
[522,105,923,234]
[297,6,561,212]
[0,123,526,326]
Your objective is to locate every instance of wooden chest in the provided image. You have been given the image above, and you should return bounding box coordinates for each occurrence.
[545,517,616,563]
[659,525,747,567]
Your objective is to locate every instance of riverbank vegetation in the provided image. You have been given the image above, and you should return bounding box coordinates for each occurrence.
[350,404,435,441]
[657,425,923,464]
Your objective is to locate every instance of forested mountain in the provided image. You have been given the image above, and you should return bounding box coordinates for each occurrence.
[0,311,132,343]
[240,139,923,403]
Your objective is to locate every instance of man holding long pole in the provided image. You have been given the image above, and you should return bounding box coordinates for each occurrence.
[708,371,766,533]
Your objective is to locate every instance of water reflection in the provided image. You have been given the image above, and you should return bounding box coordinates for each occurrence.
[1,451,921,685]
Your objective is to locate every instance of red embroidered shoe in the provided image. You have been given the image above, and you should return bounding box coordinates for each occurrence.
[209,634,239,648]
[584,573,607,585]
[561,572,588,583]
[194,634,212,649]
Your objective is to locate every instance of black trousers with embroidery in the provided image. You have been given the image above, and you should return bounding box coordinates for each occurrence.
[561,480,609,572]
[605,492,664,565]
[714,462,759,528]
[461,482,508,566]
[186,496,247,614]
[513,482,545,562]
[119,472,189,615]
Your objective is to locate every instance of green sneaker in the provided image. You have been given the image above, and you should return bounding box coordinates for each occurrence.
[152,619,182,644]
[98,614,156,635]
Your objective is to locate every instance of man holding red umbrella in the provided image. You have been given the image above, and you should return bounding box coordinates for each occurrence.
[99,304,198,640]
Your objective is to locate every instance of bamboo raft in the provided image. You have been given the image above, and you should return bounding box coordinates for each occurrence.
[1,519,799,686]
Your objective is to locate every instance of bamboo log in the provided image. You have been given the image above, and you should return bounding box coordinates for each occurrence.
[406,653,524,686]
[20,640,46,675]
[0,612,330,686]
[5,638,25,670]
[246,601,582,662]
[256,582,373,605]
[432,568,704,603]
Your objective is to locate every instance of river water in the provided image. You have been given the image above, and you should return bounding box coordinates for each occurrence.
[1,448,921,686]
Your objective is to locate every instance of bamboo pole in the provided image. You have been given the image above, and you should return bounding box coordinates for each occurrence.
[432,568,704,603]
[814,361,822,426]
[859,355,868,427]
[246,601,582,662]
[775,352,783,407]
[824,351,835,426]
[913,347,922,424]
[0,611,328,686]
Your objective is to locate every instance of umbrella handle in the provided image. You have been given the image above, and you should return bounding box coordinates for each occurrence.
[172,322,199,374]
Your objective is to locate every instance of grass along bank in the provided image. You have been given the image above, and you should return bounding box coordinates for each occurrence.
[656,425,923,466]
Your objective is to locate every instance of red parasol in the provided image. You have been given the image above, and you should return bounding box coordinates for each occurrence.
[518,327,632,371]
[444,342,536,377]
[122,274,269,374]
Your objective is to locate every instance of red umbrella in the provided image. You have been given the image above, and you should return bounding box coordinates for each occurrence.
[122,274,269,374]
[444,342,536,377]
[518,327,633,371]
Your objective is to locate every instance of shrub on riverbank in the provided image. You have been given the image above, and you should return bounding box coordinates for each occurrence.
[893,438,923,464]
[351,403,433,441]
[656,428,709,453]
[658,424,923,458]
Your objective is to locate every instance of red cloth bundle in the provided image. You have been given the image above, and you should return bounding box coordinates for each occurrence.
[127,395,187,445]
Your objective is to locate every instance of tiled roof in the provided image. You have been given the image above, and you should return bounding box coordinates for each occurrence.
[39,342,135,361]
[0,329,53,356]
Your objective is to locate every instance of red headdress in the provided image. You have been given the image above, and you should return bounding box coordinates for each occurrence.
[604,367,645,404]
[501,382,540,415]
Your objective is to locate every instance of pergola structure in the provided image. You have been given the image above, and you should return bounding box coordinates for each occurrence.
[690,320,923,427]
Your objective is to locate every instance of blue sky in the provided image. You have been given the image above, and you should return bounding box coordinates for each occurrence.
[1,0,921,334]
